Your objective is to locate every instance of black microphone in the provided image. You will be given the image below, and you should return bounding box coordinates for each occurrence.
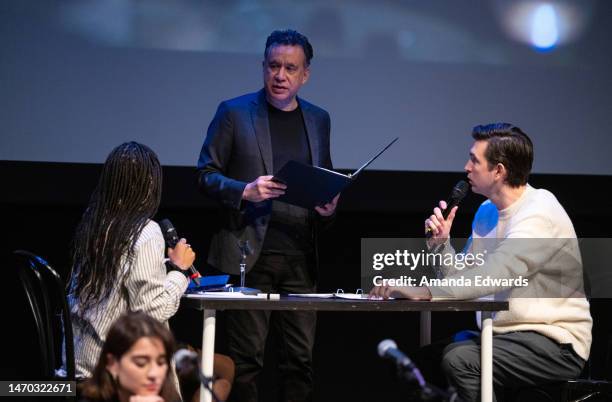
[174,348,199,372]
[174,349,221,402]
[377,339,426,387]
[174,349,215,399]
[159,219,201,286]
[425,180,470,238]
[378,340,463,402]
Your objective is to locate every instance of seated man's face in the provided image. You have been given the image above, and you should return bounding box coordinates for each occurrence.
[465,140,496,196]
[263,44,310,108]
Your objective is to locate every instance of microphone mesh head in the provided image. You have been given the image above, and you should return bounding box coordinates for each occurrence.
[174,348,198,368]
[377,339,397,357]
[158,219,179,246]
[451,180,470,201]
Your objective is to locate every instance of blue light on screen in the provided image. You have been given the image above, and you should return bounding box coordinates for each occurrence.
[531,4,559,50]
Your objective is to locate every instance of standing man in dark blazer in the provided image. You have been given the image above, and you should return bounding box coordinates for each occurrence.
[197,29,338,402]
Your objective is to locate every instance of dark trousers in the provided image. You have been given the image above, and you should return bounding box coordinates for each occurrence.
[226,253,316,402]
[416,331,585,402]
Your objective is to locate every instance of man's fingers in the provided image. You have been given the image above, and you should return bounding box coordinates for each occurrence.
[425,219,438,235]
[261,176,287,189]
[268,182,287,190]
[314,207,330,216]
[369,286,384,299]
[261,182,286,191]
[433,207,445,221]
[263,190,285,200]
[430,214,442,229]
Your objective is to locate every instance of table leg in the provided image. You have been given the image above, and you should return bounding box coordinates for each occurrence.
[480,311,493,402]
[201,309,216,402]
[419,311,431,346]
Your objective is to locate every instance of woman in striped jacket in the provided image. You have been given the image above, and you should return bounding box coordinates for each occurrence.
[68,142,195,380]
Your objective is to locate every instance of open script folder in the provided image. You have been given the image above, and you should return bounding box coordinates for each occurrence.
[288,289,387,300]
[272,137,399,209]
[288,293,366,300]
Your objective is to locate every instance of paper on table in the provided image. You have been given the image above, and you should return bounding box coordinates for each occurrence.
[334,293,369,300]
[288,292,387,300]
[184,292,267,299]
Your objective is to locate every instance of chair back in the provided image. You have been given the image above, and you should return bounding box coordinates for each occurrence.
[13,250,75,381]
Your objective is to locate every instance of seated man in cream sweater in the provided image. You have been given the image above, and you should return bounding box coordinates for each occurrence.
[371,123,592,402]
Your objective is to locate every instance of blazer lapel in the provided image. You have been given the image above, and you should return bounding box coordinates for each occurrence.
[299,99,321,167]
[250,90,273,174]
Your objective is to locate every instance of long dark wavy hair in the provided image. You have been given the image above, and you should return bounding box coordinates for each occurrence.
[70,141,162,314]
[79,312,179,402]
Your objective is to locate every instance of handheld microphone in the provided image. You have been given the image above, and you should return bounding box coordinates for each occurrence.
[174,349,221,402]
[378,340,463,401]
[425,180,469,238]
[377,339,426,387]
[174,348,199,372]
[159,219,201,286]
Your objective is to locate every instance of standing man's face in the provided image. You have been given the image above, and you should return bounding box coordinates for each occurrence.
[263,44,310,110]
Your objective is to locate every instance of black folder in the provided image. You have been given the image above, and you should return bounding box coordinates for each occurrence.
[272,137,398,209]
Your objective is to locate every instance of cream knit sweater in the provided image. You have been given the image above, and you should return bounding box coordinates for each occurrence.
[431,185,592,360]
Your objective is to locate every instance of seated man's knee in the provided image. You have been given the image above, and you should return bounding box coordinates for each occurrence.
[441,343,480,380]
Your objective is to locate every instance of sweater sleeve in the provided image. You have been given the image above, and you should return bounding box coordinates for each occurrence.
[124,230,189,321]
[428,235,477,278]
[429,213,579,300]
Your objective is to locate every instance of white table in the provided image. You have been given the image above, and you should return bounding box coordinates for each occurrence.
[181,295,507,402]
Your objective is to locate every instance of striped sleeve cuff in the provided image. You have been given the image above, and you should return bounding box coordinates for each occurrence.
[166,270,190,295]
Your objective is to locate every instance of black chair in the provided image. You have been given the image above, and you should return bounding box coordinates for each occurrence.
[508,330,612,401]
[14,250,75,381]
[560,379,612,401]
[554,273,612,402]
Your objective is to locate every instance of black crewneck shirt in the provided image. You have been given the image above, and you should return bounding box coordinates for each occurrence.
[262,102,313,254]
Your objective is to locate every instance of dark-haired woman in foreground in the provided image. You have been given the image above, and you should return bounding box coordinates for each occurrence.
[79,311,179,402]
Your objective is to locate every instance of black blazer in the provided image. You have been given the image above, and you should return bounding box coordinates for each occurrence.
[197,89,332,274]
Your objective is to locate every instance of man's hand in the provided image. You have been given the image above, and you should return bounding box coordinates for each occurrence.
[242,175,286,202]
[167,238,196,270]
[315,194,339,217]
[425,200,458,248]
[369,285,432,300]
